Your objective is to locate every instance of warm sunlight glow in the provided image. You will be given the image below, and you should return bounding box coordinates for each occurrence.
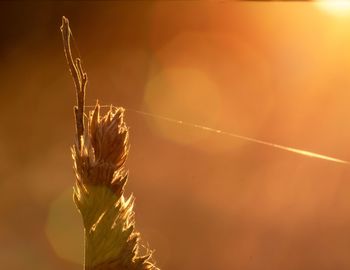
[317,0,350,16]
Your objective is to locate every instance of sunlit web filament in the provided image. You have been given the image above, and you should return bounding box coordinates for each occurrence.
[84,105,349,165]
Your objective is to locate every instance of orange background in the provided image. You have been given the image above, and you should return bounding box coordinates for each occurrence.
[1,1,350,269]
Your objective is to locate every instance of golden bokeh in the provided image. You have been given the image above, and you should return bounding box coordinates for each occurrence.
[143,67,222,146]
[45,188,84,266]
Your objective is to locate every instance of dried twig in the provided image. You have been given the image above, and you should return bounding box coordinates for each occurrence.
[61,16,86,150]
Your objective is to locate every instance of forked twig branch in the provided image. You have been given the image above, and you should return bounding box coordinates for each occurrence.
[60,16,87,150]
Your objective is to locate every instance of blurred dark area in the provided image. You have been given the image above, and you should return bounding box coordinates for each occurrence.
[1,1,350,269]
